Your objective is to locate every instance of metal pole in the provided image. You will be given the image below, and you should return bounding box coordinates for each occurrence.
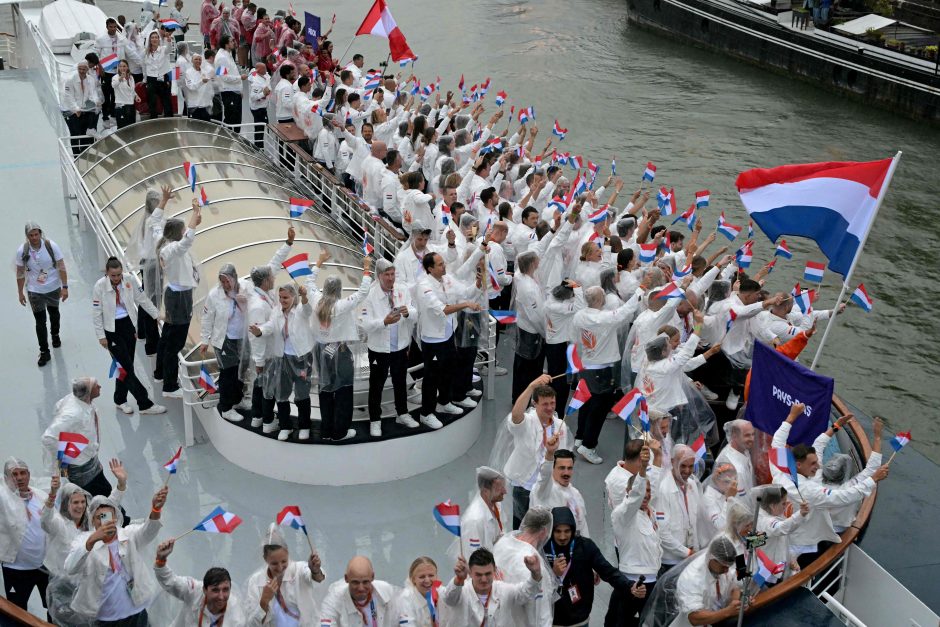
[736,493,764,627]
[336,34,357,68]
[810,151,902,370]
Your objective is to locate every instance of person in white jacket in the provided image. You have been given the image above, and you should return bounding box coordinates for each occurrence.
[154,537,247,626]
[657,444,705,571]
[510,251,545,403]
[92,257,166,415]
[112,60,139,129]
[184,53,215,121]
[441,550,542,627]
[529,442,590,538]
[0,458,51,615]
[754,485,810,579]
[309,252,373,441]
[460,467,509,557]
[543,280,585,409]
[714,419,756,498]
[64,486,168,624]
[392,557,445,627]
[248,281,314,441]
[668,536,741,627]
[319,556,396,627]
[248,63,271,148]
[156,202,202,398]
[243,524,325,626]
[492,506,556,627]
[699,463,740,543]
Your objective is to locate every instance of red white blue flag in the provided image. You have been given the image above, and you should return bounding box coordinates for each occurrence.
[642,162,656,183]
[57,432,89,463]
[283,253,313,279]
[717,212,742,241]
[164,447,182,474]
[566,379,591,416]
[850,283,873,312]
[182,161,197,192]
[198,366,217,394]
[433,500,460,536]
[276,505,308,534]
[775,239,792,259]
[194,506,243,533]
[566,343,583,375]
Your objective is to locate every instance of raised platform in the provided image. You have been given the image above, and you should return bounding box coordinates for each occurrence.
[192,401,484,486]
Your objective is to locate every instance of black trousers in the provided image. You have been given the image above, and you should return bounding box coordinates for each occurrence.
[28,292,60,354]
[98,609,148,626]
[251,374,277,423]
[159,323,189,393]
[606,578,650,627]
[421,338,456,415]
[545,342,571,410]
[250,107,268,147]
[367,348,409,421]
[577,389,616,449]
[216,338,243,413]
[512,485,530,530]
[137,308,160,356]
[64,111,98,155]
[100,71,116,119]
[512,347,545,405]
[319,387,353,439]
[106,317,154,410]
[451,345,478,402]
[115,104,136,128]
[1,566,48,613]
[189,106,210,122]
[220,91,242,126]
[276,397,311,433]
[145,77,172,119]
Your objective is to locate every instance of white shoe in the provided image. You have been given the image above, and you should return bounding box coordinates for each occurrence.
[699,385,718,401]
[455,397,478,409]
[140,404,167,415]
[116,403,134,415]
[577,445,603,465]
[337,429,356,441]
[467,388,483,398]
[297,429,310,441]
[370,422,382,437]
[250,417,263,428]
[421,414,444,429]
[222,409,244,423]
[162,389,184,399]
[262,421,278,434]
[277,429,292,441]
[437,403,461,415]
[236,397,254,411]
[725,390,740,411]
[481,365,508,376]
[396,413,419,428]
[574,439,583,449]
[472,374,482,383]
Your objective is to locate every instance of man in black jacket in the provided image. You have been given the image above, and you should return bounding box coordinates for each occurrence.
[544,506,633,626]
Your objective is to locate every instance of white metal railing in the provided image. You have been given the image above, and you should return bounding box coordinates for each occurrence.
[0,33,15,68]
[25,19,72,103]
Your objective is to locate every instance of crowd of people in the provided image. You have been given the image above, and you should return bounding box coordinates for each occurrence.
[22,3,900,625]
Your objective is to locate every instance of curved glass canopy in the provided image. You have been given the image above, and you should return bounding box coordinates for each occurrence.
[78,118,366,357]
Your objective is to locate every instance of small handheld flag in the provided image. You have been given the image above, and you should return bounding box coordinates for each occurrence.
[565,343,583,375]
[655,282,686,301]
[659,187,677,216]
[803,261,825,283]
[769,447,799,486]
[100,53,120,72]
[160,17,183,29]
[612,388,644,423]
[694,190,710,209]
[642,162,656,183]
[672,204,697,231]
[289,197,313,218]
[850,283,873,312]
[552,120,568,140]
[490,310,517,324]
[638,243,658,264]
[611,159,617,176]
[735,241,754,269]
[775,239,792,259]
[726,308,737,332]
[673,263,693,280]
[57,432,90,463]
[495,90,507,106]
[793,285,813,315]
[752,549,785,588]
[764,259,777,274]
[587,204,610,224]
[433,500,461,536]
[747,220,755,240]
[890,431,911,453]
[109,358,127,381]
[638,398,650,433]
[361,232,374,256]
[163,447,182,474]
[276,505,308,533]
[199,187,209,207]
[717,212,742,241]
[182,161,197,192]
[193,506,243,534]
[566,379,591,416]
[691,434,707,462]
[283,253,313,279]
[198,366,217,394]
[215,65,228,76]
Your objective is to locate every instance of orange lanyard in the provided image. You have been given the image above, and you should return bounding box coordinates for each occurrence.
[197,598,224,627]
[488,503,503,533]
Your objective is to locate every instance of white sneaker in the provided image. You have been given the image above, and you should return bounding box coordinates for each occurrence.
[116,403,134,415]
[574,439,583,449]
[467,388,483,398]
[162,389,184,399]
[699,385,718,401]
[297,429,310,441]
[337,429,356,441]
[396,414,419,428]
[421,414,444,429]
[277,429,292,441]
[236,397,253,411]
[481,366,508,376]
[250,417,263,428]
[436,403,461,415]
[262,421,278,434]
[577,445,603,465]
[725,390,740,411]
[140,404,167,415]
[370,422,382,437]
[222,409,244,423]
[455,397,478,409]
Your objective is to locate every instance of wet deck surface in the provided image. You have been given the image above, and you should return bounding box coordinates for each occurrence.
[1,69,938,622]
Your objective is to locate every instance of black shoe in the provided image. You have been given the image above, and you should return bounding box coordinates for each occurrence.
[38,351,51,367]
[52,335,61,348]
[153,371,163,381]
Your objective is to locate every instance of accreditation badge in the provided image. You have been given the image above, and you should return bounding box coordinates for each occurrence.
[567,584,581,604]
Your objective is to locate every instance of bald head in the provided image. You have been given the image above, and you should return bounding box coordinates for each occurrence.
[254,62,267,75]
[371,141,388,160]
[345,556,375,603]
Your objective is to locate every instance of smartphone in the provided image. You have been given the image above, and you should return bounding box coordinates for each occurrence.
[99,511,114,524]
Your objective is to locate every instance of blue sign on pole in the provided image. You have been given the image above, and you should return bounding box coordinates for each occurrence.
[304,12,322,51]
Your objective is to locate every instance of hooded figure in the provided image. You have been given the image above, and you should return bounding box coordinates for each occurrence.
[545,506,631,627]
[0,458,52,614]
[822,453,866,533]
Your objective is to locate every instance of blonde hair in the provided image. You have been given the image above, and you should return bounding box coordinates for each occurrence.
[408,556,437,581]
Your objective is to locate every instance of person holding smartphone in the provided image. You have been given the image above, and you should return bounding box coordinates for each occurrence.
[64,486,168,625]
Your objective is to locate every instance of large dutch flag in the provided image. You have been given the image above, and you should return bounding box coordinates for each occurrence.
[736,158,896,277]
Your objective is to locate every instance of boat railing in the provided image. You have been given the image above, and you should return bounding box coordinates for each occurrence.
[21,11,71,103]
[0,32,16,69]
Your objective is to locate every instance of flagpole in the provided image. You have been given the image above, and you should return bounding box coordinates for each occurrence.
[162,472,172,488]
[174,529,197,541]
[886,450,899,465]
[336,35,357,68]
[304,530,316,554]
[810,151,901,371]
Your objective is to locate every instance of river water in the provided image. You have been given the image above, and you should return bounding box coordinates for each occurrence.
[46,0,940,462]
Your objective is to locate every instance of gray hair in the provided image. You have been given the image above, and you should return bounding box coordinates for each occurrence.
[278,283,298,302]
[72,377,98,403]
[724,500,753,537]
[519,506,553,537]
[250,265,273,287]
[3,457,28,492]
[375,258,394,275]
[516,251,538,276]
[144,190,161,215]
[316,276,343,326]
[476,466,505,491]
[176,41,188,56]
[616,217,637,238]
[708,536,738,566]
[584,286,605,309]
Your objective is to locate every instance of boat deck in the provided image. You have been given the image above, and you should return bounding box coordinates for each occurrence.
[1,67,939,622]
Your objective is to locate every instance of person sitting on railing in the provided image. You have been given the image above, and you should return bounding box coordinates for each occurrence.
[770,403,888,569]
[156,202,202,399]
[308,252,373,442]
[249,279,315,442]
[359,259,419,438]
[0,458,51,617]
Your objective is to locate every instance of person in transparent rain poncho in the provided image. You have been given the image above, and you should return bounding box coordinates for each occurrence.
[0,458,51,617]
[242,524,325,626]
[391,557,446,627]
[639,536,741,627]
[131,186,173,360]
[307,251,373,442]
[754,484,810,580]
[655,445,706,574]
[248,280,315,442]
[637,328,719,449]
[698,463,740,543]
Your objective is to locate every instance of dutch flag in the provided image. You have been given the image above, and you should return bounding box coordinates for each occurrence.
[769,446,799,485]
[735,241,754,269]
[655,282,686,301]
[694,189,710,209]
[775,239,793,259]
[194,506,243,533]
[850,283,873,312]
[638,243,658,264]
[433,500,461,536]
[276,505,308,534]
[691,434,707,462]
[552,120,567,140]
[803,261,825,283]
[282,253,313,279]
[612,388,644,423]
[566,379,591,416]
[566,343,583,375]
[672,204,697,231]
[182,161,197,192]
[495,90,507,106]
[716,212,742,241]
[642,162,656,183]
[160,18,183,29]
[289,197,313,218]
[163,447,182,474]
[198,366,217,394]
[100,53,120,72]
[490,310,517,324]
[890,431,911,452]
[587,204,609,224]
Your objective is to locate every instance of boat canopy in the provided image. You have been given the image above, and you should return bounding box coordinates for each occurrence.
[75,117,365,355]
